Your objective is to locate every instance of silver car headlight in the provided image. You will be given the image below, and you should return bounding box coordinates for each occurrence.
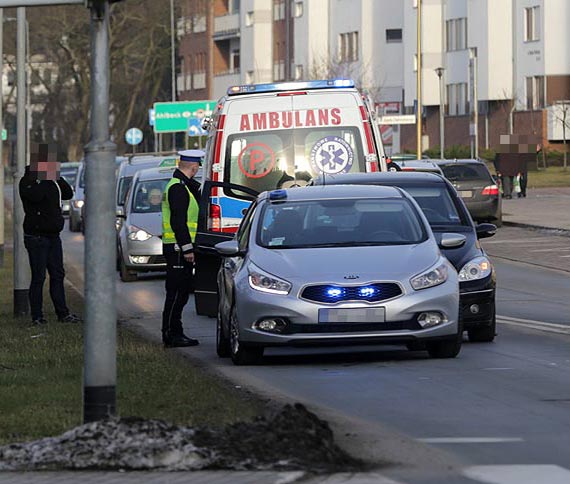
[459,256,492,282]
[411,262,448,290]
[127,225,152,242]
[248,263,291,295]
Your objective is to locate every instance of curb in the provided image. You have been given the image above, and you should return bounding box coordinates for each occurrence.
[503,220,570,237]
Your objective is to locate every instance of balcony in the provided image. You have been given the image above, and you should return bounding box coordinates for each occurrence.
[214,13,240,40]
[214,71,241,99]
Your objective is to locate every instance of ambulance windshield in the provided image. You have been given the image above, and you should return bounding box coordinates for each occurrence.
[224,126,365,199]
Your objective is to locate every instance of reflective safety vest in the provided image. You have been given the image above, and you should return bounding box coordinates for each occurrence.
[162,178,199,245]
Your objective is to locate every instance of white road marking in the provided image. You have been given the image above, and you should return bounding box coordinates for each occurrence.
[497,315,570,335]
[463,465,570,484]
[529,247,570,252]
[481,367,515,371]
[559,254,570,258]
[418,437,523,444]
[482,239,547,244]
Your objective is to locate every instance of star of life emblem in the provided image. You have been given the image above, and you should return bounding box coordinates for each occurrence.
[310,136,354,175]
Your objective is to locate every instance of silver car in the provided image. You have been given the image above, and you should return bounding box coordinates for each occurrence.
[215,184,461,365]
[117,167,175,282]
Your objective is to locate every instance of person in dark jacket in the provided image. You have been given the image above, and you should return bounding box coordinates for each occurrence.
[161,150,203,348]
[19,146,81,325]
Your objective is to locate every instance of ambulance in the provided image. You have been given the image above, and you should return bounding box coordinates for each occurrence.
[194,79,388,316]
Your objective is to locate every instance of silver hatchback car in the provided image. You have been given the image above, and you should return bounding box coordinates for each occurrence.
[215,185,461,365]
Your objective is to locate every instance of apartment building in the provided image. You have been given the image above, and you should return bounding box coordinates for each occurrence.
[177,0,570,152]
[400,0,570,152]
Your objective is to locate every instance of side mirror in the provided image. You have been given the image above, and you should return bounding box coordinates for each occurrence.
[116,206,125,218]
[215,240,244,257]
[476,223,497,239]
[440,233,466,249]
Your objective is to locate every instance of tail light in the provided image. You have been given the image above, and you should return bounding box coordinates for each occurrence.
[482,185,499,196]
[359,106,376,155]
[208,203,221,231]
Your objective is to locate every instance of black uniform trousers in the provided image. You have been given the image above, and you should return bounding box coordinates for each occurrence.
[162,243,194,341]
[24,234,69,320]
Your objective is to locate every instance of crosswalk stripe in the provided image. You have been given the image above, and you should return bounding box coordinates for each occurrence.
[463,465,570,484]
[418,437,523,444]
[497,315,570,335]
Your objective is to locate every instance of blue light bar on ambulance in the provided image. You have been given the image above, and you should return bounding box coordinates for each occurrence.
[227,79,355,96]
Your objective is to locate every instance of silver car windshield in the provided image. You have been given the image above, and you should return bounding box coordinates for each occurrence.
[130,179,168,214]
[258,198,427,249]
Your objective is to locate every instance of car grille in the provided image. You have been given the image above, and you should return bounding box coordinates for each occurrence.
[301,283,403,304]
[285,320,421,334]
[149,255,167,265]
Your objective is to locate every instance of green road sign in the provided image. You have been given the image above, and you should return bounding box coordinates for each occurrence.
[1,129,6,141]
[153,100,216,133]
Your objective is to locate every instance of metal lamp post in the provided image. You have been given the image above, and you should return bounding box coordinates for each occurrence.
[435,67,445,159]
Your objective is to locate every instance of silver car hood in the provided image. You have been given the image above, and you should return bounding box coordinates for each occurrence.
[127,212,162,236]
[251,242,441,283]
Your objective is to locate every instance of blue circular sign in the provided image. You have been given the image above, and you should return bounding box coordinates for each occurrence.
[125,128,143,145]
[310,136,354,175]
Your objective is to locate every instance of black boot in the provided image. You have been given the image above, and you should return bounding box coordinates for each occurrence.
[164,333,199,348]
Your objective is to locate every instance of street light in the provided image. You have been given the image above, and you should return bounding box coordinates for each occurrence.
[435,67,445,159]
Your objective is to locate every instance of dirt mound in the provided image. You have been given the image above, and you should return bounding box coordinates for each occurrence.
[0,404,362,472]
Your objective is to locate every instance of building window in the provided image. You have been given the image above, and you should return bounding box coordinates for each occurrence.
[526,76,544,110]
[229,0,240,14]
[193,14,206,33]
[446,18,467,51]
[245,11,254,26]
[273,0,285,21]
[294,1,303,17]
[273,61,285,81]
[524,6,540,42]
[295,64,304,80]
[386,29,402,43]
[339,31,359,63]
[246,70,254,83]
[231,49,241,72]
[446,83,468,115]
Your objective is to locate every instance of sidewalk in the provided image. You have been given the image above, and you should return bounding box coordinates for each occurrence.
[502,187,570,232]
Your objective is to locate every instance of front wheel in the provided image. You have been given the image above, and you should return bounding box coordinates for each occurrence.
[230,307,263,365]
[216,302,231,358]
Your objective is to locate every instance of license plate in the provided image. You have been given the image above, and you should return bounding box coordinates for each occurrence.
[459,190,473,198]
[319,307,386,323]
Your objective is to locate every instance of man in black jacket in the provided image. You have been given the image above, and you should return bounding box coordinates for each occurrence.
[19,149,81,325]
[161,150,203,348]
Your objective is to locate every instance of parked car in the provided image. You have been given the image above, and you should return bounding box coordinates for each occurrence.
[215,184,462,365]
[390,159,443,175]
[69,162,85,232]
[434,159,502,226]
[116,166,175,282]
[313,172,497,342]
[60,161,81,216]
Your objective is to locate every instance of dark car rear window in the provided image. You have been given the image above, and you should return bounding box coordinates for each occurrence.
[440,163,491,182]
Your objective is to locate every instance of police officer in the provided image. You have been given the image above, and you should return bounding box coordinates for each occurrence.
[161,150,203,348]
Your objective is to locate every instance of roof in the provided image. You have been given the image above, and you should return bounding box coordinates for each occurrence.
[134,166,176,182]
[118,158,164,177]
[313,172,446,187]
[260,183,404,202]
[433,158,485,165]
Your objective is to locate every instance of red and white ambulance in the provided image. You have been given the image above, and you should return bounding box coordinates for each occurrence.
[194,79,388,316]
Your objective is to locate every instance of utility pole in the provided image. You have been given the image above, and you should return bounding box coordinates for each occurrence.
[469,47,479,159]
[416,0,422,159]
[170,0,176,151]
[13,7,29,316]
[0,8,4,268]
[435,67,445,159]
[83,0,117,423]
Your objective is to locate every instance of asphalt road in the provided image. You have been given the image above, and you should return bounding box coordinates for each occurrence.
[59,225,570,482]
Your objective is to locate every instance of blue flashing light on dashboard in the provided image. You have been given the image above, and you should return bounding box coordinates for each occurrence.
[227,79,355,96]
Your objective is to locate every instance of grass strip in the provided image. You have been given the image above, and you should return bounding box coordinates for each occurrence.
[0,248,265,446]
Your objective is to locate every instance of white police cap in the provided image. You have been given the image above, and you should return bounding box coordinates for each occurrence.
[178,149,205,164]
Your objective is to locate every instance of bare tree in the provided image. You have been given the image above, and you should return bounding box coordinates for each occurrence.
[553,101,570,171]
[20,2,173,160]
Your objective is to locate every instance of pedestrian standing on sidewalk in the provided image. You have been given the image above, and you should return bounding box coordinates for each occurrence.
[19,143,82,325]
[161,150,203,348]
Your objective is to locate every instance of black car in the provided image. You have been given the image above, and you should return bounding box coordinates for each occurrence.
[313,172,498,342]
[434,159,502,226]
